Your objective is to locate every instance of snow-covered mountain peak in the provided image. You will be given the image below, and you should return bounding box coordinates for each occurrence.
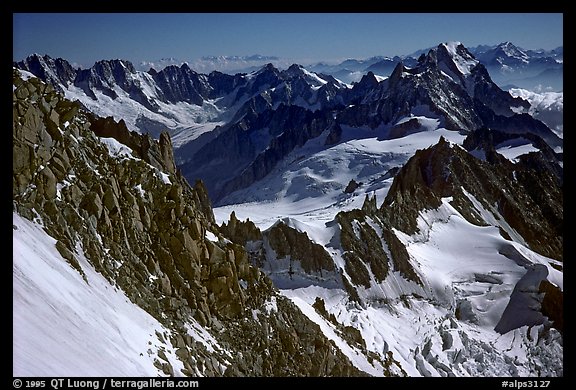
[282,64,330,87]
[444,40,463,48]
[497,41,529,60]
[477,42,530,67]
[284,63,306,75]
[16,53,78,92]
[91,58,137,74]
[436,42,479,76]
[355,71,381,88]
[13,39,564,377]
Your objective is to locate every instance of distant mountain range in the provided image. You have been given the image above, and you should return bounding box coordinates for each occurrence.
[129,42,562,90]
[307,42,562,90]
[14,42,561,202]
[139,54,285,74]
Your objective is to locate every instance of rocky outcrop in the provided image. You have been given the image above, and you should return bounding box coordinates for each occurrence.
[381,136,562,261]
[220,213,341,289]
[12,69,364,377]
[266,221,335,274]
[331,133,562,307]
[335,201,422,294]
[344,179,361,194]
[219,211,262,245]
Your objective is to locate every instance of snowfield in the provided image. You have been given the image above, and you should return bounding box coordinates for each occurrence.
[215,126,466,227]
[64,81,224,146]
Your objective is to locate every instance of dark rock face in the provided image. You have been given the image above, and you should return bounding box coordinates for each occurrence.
[150,63,211,105]
[539,280,563,334]
[266,221,335,275]
[339,52,482,131]
[12,69,365,377]
[388,118,423,139]
[467,65,528,117]
[344,179,361,193]
[332,133,561,304]
[343,71,380,105]
[219,211,262,245]
[15,54,77,93]
[335,202,422,295]
[207,70,246,97]
[338,209,390,289]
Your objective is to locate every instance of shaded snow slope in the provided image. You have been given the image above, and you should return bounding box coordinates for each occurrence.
[13,213,185,376]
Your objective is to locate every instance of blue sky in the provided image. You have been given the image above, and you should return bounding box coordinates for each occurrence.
[13,13,563,67]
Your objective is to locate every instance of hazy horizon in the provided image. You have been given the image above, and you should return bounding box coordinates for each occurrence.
[13,13,562,68]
